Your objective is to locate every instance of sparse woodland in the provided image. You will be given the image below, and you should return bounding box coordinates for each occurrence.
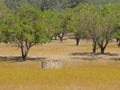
[0,1,120,90]
[0,0,120,60]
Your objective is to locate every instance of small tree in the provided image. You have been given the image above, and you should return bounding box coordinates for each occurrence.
[114,29,120,47]
[80,4,99,53]
[97,4,117,54]
[68,5,84,45]
[43,9,59,40]
[114,3,120,47]
[0,2,8,17]
[0,2,8,42]
[56,9,72,42]
[4,0,27,10]
[2,4,51,61]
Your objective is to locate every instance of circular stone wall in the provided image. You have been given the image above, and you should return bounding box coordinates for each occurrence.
[41,60,62,69]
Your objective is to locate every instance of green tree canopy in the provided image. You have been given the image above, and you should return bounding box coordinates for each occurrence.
[2,4,51,60]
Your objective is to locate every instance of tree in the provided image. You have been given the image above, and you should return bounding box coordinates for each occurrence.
[113,3,120,47]
[2,4,51,61]
[56,9,72,42]
[27,0,87,11]
[3,0,88,11]
[68,4,100,50]
[0,2,8,42]
[0,2,7,17]
[80,4,99,54]
[98,4,120,54]
[43,9,59,40]
[88,0,120,4]
[97,4,117,54]
[115,28,120,47]
[68,4,85,45]
[81,3,118,54]
[116,34,120,47]
[27,0,48,11]
[4,0,27,10]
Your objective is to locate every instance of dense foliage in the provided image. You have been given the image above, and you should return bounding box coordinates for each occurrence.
[1,4,52,60]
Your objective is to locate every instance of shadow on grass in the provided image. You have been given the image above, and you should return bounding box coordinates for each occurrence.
[71,52,92,56]
[71,56,100,61]
[110,58,120,61]
[71,52,119,56]
[95,52,119,56]
[70,52,119,61]
[0,56,46,62]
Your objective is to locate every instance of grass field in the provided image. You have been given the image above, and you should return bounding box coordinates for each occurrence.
[0,39,120,90]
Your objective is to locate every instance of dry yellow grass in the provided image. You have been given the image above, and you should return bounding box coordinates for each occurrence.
[0,39,120,90]
[0,60,120,90]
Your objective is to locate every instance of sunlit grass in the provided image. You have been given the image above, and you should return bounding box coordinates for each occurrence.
[0,61,120,90]
[0,39,120,90]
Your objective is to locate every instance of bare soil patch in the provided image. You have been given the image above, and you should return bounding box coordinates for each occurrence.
[0,39,119,64]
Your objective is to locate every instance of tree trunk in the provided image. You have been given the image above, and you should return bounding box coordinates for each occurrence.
[54,36,57,40]
[54,34,57,40]
[92,40,97,54]
[100,47,105,54]
[51,34,58,40]
[60,37,63,43]
[116,38,120,47]
[58,33,64,43]
[116,38,119,42]
[118,42,120,47]
[20,41,29,61]
[98,39,109,54]
[75,37,80,46]
[20,46,28,61]
[22,53,27,61]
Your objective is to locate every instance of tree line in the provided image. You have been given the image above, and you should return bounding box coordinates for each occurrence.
[0,1,120,61]
[2,0,120,10]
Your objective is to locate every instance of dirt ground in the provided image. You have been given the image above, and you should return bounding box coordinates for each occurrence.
[0,39,119,66]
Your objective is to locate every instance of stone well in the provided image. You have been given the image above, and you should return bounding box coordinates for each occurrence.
[41,60,62,69]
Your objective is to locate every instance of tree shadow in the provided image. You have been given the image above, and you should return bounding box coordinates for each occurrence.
[71,52,92,56]
[70,52,96,60]
[0,56,46,62]
[71,52,119,56]
[109,58,120,61]
[71,57,97,60]
[70,52,119,61]
[95,52,119,56]
[71,56,101,61]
